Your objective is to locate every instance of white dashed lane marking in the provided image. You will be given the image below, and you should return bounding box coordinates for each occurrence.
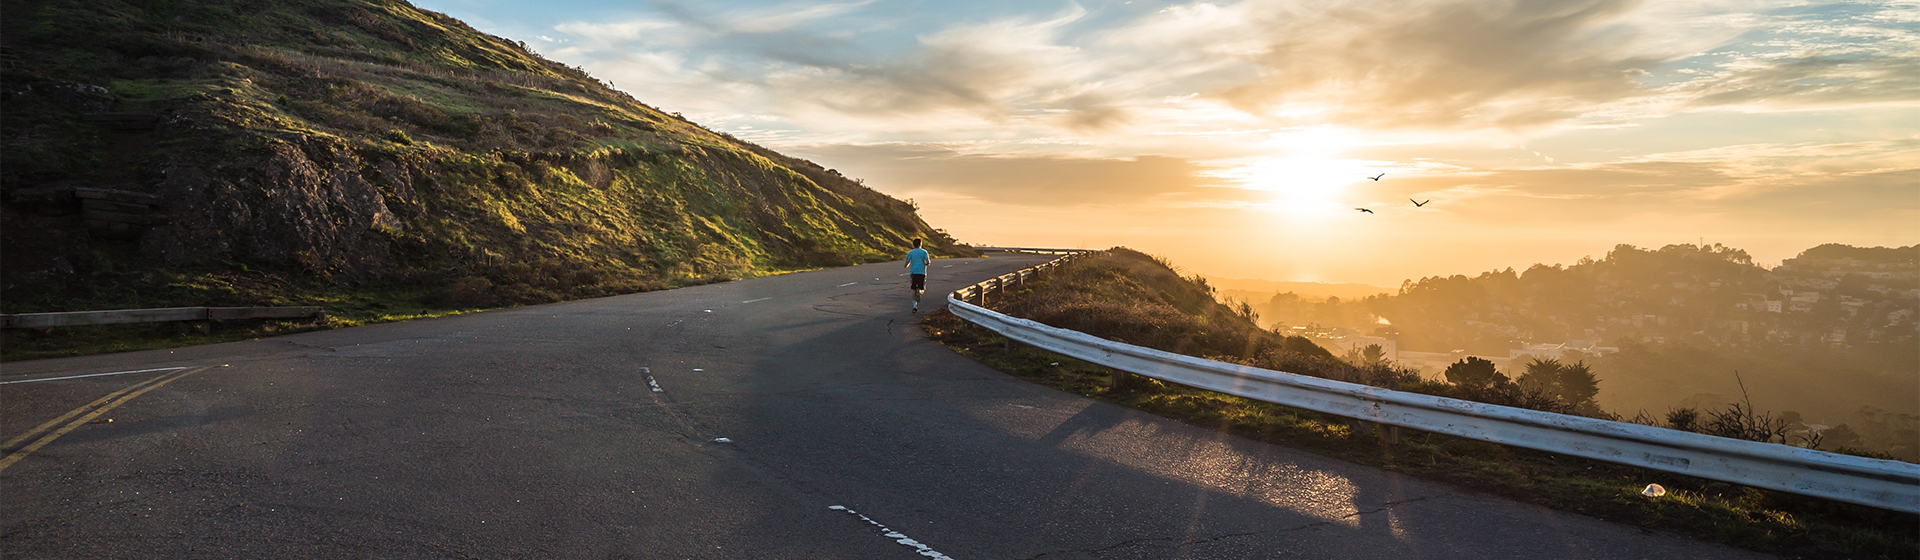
[829,505,955,560]
[743,297,771,304]
[838,282,858,287]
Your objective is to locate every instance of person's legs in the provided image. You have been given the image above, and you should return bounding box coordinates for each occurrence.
[910,273,926,311]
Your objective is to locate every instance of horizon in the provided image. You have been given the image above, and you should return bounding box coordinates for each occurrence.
[417,0,1919,287]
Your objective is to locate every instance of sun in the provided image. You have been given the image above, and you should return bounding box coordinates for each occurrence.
[1213,127,1382,218]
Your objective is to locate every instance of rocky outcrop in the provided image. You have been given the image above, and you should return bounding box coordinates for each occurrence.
[143,137,405,279]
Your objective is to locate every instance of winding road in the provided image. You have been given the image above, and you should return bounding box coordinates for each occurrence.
[2,255,1763,559]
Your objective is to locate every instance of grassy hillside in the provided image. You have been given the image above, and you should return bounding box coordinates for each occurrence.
[995,248,1339,364]
[0,0,973,351]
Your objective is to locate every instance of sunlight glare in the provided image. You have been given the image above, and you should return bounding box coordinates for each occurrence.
[1213,127,1381,218]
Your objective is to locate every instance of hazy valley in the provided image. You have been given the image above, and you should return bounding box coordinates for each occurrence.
[1220,242,1919,459]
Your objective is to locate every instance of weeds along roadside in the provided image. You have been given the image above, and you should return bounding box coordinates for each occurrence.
[922,248,1917,559]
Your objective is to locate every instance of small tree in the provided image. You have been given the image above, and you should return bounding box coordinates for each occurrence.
[1517,358,1562,395]
[1556,361,1600,411]
[1360,344,1387,366]
[1443,356,1506,391]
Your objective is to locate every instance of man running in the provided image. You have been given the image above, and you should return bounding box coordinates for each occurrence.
[904,238,931,313]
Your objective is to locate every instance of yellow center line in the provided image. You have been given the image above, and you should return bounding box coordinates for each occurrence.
[0,366,209,475]
[1,369,184,451]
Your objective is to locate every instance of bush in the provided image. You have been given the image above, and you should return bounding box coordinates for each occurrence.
[1444,356,1506,390]
[384,128,414,145]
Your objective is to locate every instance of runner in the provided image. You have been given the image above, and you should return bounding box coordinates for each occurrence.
[904,238,931,313]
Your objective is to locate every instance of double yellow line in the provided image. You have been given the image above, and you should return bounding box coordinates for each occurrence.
[0,366,208,475]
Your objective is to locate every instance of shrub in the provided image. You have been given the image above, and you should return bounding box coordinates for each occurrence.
[384,128,414,145]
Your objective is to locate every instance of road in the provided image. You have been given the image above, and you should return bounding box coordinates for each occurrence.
[1,255,1764,559]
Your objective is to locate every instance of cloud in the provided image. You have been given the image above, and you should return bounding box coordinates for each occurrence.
[1357,138,1920,228]
[550,0,1916,144]
[1681,53,1920,109]
[791,143,1231,206]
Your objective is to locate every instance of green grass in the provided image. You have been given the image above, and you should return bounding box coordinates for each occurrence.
[922,251,1919,559]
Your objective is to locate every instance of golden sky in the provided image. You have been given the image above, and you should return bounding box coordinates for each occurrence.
[425,0,1919,286]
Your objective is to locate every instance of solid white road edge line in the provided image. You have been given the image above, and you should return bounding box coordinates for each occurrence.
[0,366,191,385]
[828,505,956,560]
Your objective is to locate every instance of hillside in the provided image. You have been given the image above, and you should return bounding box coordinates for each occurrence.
[0,0,972,321]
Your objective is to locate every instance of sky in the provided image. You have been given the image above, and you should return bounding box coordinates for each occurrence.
[415,0,1920,288]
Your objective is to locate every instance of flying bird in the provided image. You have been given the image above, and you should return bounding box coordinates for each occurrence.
[1367,173,1385,181]
[1356,208,1374,214]
[1411,199,1430,207]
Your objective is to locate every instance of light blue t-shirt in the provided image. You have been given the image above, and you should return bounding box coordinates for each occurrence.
[905,248,931,274]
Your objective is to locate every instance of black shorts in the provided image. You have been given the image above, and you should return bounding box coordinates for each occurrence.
[910,273,926,290]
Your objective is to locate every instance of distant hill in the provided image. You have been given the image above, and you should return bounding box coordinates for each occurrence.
[0,0,973,313]
[1788,243,1918,265]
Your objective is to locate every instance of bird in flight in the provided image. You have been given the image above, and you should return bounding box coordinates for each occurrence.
[1367,173,1385,181]
[1356,208,1374,214]
[1411,199,1430,207]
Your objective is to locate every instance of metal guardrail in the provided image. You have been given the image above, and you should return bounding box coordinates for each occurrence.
[970,246,1088,256]
[950,250,1094,307]
[2,306,324,329]
[946,252,1920,513]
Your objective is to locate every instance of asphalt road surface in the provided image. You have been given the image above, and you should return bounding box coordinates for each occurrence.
[2,255,1766,559]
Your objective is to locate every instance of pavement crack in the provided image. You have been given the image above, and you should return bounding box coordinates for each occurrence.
[810,305,870,317]
[279,340,336,352]
[1338,495,1432,520]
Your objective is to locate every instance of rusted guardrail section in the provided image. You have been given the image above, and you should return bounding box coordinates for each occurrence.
[1,307,324,329]
[946,250,1920,513]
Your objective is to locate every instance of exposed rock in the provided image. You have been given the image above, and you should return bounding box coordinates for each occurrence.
[143,137,401,279]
